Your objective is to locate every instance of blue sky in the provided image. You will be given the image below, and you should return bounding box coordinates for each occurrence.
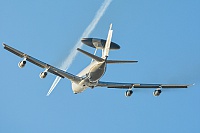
[1,0,200,133]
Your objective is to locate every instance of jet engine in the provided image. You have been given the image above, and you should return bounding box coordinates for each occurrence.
[18,60,26,68]
[153,90,162,97]
[39,72,47,79]
[125,90,133,97]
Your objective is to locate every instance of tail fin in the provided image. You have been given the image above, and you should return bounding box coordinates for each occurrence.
[103,23,113,59]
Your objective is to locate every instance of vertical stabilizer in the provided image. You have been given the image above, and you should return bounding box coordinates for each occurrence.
[103,23,113,59]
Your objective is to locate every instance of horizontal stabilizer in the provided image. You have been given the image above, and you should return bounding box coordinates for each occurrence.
[77,48,104,62]
[106,60,138,64]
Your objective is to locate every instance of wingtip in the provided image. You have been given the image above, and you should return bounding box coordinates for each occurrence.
[2,42,6,47]
[187,84,195,88]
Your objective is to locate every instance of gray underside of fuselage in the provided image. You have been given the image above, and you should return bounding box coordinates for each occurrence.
[88,62,106,82]
[76,61,106,82]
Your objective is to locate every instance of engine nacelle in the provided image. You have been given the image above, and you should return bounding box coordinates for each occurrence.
[125,90,133,97]
[153,90,162,97]
[18,60,26,68]
[39,72,47,79]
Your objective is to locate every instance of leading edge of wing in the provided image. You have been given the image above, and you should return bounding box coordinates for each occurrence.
[3,43,81,81]
[97,81,190,89]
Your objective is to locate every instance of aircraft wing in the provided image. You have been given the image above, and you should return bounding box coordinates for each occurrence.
[97,81,189,89]
[3,43,81,81]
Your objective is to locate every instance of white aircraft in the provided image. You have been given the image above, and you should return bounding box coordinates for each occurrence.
[3,24,190,97]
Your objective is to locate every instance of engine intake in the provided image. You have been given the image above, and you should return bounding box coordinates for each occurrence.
[125,90,133,97]
[153,90,162,97]
[40,72,47,79]
[18,60,26,68]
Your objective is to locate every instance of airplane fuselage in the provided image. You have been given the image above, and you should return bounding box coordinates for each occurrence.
[71,61,107,93]
[2,22,190,97]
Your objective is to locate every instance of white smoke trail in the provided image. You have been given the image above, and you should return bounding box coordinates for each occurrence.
[47,0,112,96]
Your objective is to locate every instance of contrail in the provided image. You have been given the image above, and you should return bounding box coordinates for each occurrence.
[47,0,112,96]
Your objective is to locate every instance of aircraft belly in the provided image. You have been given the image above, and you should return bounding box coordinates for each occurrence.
[77,61,97,77]
[88,63,106,82]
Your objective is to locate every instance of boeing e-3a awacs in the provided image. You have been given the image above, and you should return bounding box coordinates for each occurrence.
[3,24,190,97]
